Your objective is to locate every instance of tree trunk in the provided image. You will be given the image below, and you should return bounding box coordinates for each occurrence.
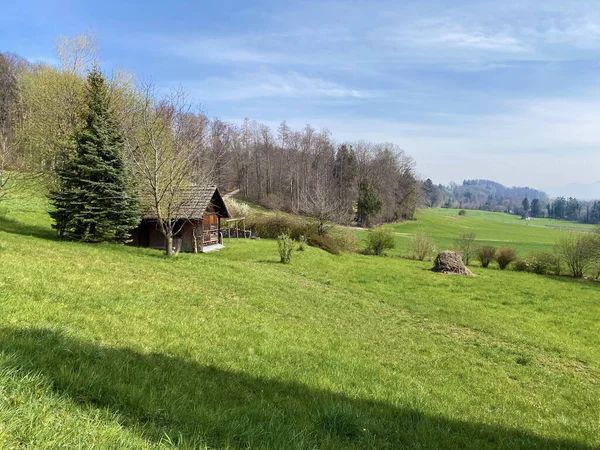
[166,235,173,256]
[192,223,199,253]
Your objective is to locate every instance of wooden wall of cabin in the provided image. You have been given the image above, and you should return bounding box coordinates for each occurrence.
[130,217,221,253]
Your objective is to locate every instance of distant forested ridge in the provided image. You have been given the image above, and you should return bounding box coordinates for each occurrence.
[423,179,600,224]
[436,179,547,212]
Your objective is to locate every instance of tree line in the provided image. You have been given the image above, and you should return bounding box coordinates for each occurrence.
[545,197,600,224]
[426,179,549,212]
[0,32,423,251]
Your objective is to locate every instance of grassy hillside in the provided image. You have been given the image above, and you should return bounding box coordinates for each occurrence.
[0,181,599,449]
[365,208,597,257]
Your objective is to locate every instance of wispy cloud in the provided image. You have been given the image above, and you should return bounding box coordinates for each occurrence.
[184,70,372,101]
[222,92,600,186]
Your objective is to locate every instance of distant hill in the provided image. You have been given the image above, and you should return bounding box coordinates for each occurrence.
[442,179,548,212]
[546,181,600,200]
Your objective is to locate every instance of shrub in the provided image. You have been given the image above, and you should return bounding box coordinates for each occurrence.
[454,232,477,265]
[365,227,395,256]
[527,252,561,275]
[330,227,358,253]
[223,197,249,219]
[513,259,529,272]
[309,234,340,255]
[476,245,496,268]
[297,235,307,251]
[496,247,517,270]
[410,233,436,261]
[556,233,599,278]
[277,233,294,263]
[458,209,467,216]
[247,213,317,240]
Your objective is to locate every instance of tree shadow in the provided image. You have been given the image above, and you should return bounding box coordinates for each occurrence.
[0,215,57,241]
[0,327,593,449]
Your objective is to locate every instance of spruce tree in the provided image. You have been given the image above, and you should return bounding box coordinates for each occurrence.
[49,68,140,243]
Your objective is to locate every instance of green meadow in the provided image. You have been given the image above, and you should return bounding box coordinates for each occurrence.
[365,207,598,257]
[0,180,598,449]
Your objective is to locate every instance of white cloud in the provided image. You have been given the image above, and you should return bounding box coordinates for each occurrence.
[140,2,600,71]
[185,70,371,101]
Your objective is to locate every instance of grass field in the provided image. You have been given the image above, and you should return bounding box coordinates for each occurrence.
[359,208,598,258]
[0,180,599,449]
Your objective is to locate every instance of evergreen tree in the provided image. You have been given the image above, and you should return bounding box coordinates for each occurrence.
[423,178,434,206]
[49,68,140,243]
[530,198,542,218]
[332,144,357,214]
[522,197,530,213]
[357,182,382,227]
[553,197,567,219]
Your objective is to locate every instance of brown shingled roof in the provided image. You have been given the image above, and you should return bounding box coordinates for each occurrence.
[141,185,230,220]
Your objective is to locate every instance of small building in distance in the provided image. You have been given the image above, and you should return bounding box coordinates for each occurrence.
[130,186,230,253]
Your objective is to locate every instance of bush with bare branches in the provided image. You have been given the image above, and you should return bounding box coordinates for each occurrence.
[476,245,496,268]
[496,247,517,270]
[411,233,436,261]
[455,232,477,265]
[556,233,599,278]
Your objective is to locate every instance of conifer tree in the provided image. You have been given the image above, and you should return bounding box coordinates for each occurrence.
[49,68,140,242]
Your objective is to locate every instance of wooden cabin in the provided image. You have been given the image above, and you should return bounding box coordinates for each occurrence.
[130,186,230,253]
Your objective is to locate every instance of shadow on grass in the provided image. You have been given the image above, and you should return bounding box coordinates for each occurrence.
[0,215,56,241]
[0,327,593,449]
[0,215,174,260]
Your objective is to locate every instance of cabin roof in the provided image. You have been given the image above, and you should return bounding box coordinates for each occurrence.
[141,185,230,220]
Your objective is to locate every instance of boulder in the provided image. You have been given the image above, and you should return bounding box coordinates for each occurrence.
[432,251,474,276]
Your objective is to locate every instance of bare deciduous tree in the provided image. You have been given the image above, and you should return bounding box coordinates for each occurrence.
[300,180,343,236]
[556,233,599,278]
[56,30,98,76]
[124,83,215,255]
[455,232,477,265]
[411,232,436,261]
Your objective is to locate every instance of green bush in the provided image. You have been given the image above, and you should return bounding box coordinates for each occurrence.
[513,259,529,272]
[297,235,307,251]
[223,197,250,219]
[330,227,357,253]
[476,245,496,268]
[365,228,396,256]
[277,233,294,263]
[527,252,561,275]
[458,209,467,216]
[496,247,517,270]
[308,234,340,255]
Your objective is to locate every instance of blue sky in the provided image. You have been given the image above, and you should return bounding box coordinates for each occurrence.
[2,0,600,190]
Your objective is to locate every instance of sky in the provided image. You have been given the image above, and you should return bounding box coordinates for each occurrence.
[1,0,600,191]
